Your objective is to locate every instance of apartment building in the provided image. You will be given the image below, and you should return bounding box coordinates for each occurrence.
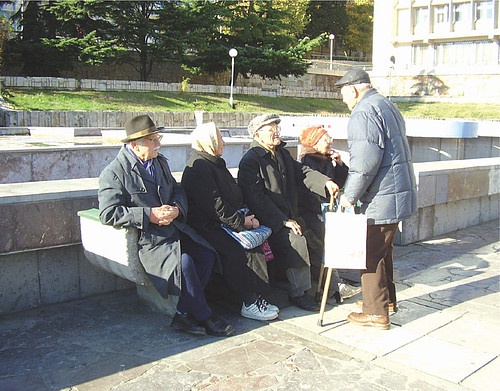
[371,0,499,100]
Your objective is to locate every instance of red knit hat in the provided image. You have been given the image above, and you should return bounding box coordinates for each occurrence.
[299,126,327,147]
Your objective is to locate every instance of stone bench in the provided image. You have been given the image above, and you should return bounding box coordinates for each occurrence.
[1,158,498,314]
[77,208,178,316]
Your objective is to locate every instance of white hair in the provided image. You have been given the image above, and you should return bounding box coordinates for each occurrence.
[354,82,372,91]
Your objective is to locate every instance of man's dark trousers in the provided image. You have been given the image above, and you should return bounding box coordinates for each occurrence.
[360,223,398,316]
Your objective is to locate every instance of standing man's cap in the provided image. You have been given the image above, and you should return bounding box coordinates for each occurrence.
[334,68,371,87]
[121,115,164,143]
[248,114,281,137]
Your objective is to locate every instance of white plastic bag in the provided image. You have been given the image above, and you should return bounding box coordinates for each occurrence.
[323,207,367,269]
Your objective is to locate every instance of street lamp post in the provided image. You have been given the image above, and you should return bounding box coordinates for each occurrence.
[329,34,335,70]
[388,55,395,100]
[229,48,238,108]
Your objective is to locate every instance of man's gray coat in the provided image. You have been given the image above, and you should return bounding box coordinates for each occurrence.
[343,88,417,225]
[98,146,216,297]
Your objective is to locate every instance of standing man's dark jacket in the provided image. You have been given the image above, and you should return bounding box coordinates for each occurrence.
[237,141,331,268]
[98,146,216,297]
[343,89,417,224]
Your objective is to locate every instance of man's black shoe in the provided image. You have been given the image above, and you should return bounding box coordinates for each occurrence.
[289,294,320,312]
[171,313,207,336]
[201,314,234,337]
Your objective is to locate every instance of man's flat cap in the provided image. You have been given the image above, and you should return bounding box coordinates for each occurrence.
[247,113,281,137]
[334,68,371,86]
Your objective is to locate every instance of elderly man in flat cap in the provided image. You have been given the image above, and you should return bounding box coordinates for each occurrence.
[336,68,417,330]
[238,114,339,311]
[98,114,234,337]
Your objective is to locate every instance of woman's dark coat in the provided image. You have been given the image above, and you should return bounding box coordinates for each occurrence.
[98,146,217,298]
[182,150,246,233]
[181,150,268,293]
[297,148,349,272]
[299,147,349,217]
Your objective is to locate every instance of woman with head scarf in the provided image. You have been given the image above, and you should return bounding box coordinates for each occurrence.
[181,122,279,321]
[298,125,361,303]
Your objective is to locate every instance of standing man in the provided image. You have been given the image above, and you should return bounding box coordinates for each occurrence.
[336,69,417,330]
[238,114,339,312]
[98,115,234,337]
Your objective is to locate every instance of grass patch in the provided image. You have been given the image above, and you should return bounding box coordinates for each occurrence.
[394,101,500,120]
[3,89,499,119]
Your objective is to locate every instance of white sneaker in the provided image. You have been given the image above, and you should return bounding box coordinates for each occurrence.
[257,296,279,313]
[241,298,279,321]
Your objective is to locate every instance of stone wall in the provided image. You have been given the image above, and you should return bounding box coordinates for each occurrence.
[0,75,341,101]
[0,110,264,129]
[0,177,135,312]
[1,134,498,185]
[57,60,344,94]
[0,117,497,186]
[0,137,256,184]
[399,158,500,245]
[370,73,500,103]
[4,71,499,102]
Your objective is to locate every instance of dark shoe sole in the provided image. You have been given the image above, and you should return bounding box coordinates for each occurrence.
[171,324,207,336]
[315,291,341,304]
[289,296,320,312]
[340,289,362,300]
[206,324,235,337]
[170,314,208,336]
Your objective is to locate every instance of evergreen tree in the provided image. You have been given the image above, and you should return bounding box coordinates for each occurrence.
[183,0,326,81]
[344,0,373,59]
[305,0,348,43]
[1,0,372,80]
[0,1,12,71]
[3,0,67,76]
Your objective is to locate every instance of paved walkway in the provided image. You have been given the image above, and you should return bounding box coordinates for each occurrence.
[0,219,498,391]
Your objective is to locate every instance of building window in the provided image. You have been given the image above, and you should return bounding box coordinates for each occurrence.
[475,0,494,20]
[398,8,411,36]
[453,2,469,23]
[453,2,471,31]
[412,44,427,66]
[413,7,429,34]
[474,0,494,29]
[434,5,450,32]
[435,40,497,66]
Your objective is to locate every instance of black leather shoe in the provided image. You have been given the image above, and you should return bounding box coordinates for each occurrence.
[171,313,207,336]
[289,294,320,312]
[201,314,234,337]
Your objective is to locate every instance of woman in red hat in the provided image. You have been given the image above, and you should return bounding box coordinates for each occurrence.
[298,125,361,303]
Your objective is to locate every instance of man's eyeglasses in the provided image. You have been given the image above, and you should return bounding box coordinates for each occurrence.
[259,123,281,133]
[144,134,163,143]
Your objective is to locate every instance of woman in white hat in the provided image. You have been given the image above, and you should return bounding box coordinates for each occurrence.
[181,122,279,322]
